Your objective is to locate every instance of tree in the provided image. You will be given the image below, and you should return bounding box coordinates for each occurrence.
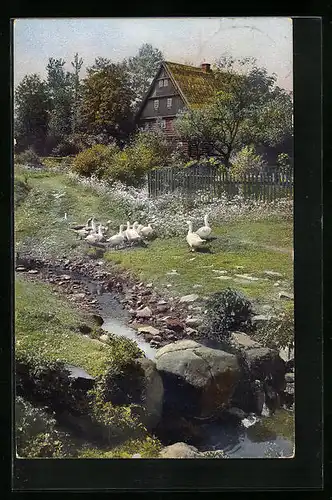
[78,61,134,141]
[126,44,164,110]
[174,57,293,167]
[173,108,213,160]
[14,74,50,154]
[71,53,84,134]
[46,58,74,147]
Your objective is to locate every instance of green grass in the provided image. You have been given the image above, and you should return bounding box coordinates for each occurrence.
[15,275,114,378]
[105,233,293,306]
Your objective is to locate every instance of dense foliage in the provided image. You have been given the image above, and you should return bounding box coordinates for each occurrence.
[203,288,254,340]
[230,145,266,176]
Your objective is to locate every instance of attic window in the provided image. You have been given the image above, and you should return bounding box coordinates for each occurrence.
[154,99,159,110]
[164,79,168,87]
[159,80,164,88]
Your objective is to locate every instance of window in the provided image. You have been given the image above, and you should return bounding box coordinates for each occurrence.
[164,79,168,87]
[154,99,159,110]
[158,80,164,88]
[160,120,166,129]
[167,98,172,109]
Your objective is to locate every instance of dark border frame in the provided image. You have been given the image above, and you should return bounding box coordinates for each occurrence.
[3,16,323,492]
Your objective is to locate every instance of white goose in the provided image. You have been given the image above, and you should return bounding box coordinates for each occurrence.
[125,221,142,244]
[123,221,132,241]
[195,214,211,239]
[107,224,125,247]
[85,224,104,244]
[133,221,144,234]
[140,223,154,238]
[186,221,206,251]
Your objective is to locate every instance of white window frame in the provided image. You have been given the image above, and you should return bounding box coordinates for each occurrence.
[154,99,159,110]
[164,79,168,87]
[167,98,173,109]
[158,80,164,88]
[160,119,166,129]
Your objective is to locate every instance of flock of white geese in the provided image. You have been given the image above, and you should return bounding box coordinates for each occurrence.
[70,213,213,252]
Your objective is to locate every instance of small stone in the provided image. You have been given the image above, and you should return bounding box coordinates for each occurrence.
[16,266,26,272]
[136,306,152,318]
[234,274,259,281]
[185,317,201,327]
[146,283,153,288]
[185,327,197,336]
[166,284,172,288]
[157,305,168,313]
[179,294,199,303]
[73,293,85,300]
[157,300,168,306]
[99,334,109,343]
[264,270,283,277]
[212,269,228,274]
[274,282,281,286]
[61,274,71,280]
[138,325,160,336]
[279,291,294,300]
[251,314,274,325]
[165,318,185,332]
[28,269,39,274]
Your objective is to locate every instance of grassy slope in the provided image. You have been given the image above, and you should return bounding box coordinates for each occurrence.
[15,275,112,377]
[15,168,293,307]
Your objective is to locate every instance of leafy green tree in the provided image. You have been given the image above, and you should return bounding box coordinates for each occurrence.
[230,145,266,176]
[78,61,134,141]
[126,44,164,110]
[174,57,293,167]
[71,53,84,134]
[46,58,74,148]
[173,108,213,160]
[14,74,50,154]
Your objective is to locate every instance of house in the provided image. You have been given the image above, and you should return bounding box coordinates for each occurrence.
[135,61,219,143]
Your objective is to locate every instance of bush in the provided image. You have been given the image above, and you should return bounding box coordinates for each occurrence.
[15,396,75,458]
[15,148,42,167]
[14,177,31,207]
[277,153,292,175]
[230,146,266,176]
[203,288,253,341]
[253,307,294,351]
[52,140,80,157]
[72,143,120,179]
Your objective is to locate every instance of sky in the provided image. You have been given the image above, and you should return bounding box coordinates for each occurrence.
[13,17,293,91]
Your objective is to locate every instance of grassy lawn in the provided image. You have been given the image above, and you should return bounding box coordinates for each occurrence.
[15,275,114,377]
[105,232,293,306]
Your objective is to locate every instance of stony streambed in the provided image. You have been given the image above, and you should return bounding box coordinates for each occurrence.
[15,254,295,458]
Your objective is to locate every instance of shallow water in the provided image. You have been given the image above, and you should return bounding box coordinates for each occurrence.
[198,412,294,458]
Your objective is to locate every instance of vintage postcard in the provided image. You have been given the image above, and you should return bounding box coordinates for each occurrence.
[13,17,294,461]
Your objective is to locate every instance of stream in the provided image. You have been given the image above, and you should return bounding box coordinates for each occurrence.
[39,265,295,458]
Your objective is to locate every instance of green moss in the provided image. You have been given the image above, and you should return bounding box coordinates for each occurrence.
[77,435,162,458]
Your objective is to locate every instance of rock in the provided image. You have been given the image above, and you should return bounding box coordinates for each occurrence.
[91,314,104,326]
[136,306,152,318]
[16,266,26,272]
[251,314,277,326]
[185,317,201,327]
[185,327,197,336]
[166,284,172,288]
[165,318,185,332]
[157,305,169,313]
[137,325,160,336]
[134,357,164,429]
[159,442,202,459]
[245,347,286,392]
[73,293,86,300]
[234,274,259,281]
[264,270,283,277]
[229,332,261,351]
[99,334,109,343]
[226,407,247,420]
[155,340,240,419]
[151,335,162,342]
[278,291,294,300]
[157,300,168,306]
[146,283,153,288]
[179,294,199,303]
[274,282,281,286]
[285,372,294,383]
[64,364,95,390]
[78,324,92,335]
[61,274,71,280]
[132,453,141,459]
[28,269,39,274]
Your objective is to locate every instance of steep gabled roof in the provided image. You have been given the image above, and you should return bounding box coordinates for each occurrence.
[164,61,219,109]
[136,61,220,120]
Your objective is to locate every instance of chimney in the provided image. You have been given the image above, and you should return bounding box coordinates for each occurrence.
[201,63,211,73]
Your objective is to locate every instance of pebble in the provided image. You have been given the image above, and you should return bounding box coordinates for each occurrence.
[179,294,199,303]
[278,291,294,300]
[136,306,152,318]
[28,269,39,274]
[264,270,283,277]
[16,266,26,272]
[137,325,160,336]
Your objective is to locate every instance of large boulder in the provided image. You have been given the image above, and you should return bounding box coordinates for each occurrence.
[134,357,164,429]
[159,442,202,458]
[155,340,240,420]
[245,347,286,393]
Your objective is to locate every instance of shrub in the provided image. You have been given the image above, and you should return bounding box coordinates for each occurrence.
[72,143,120,178]
[203,288,254,341]
[253,307,294,352]
[277,153,292,174]
[15,148,42,167]
[52,140,80,157]
[230,145,266,176]
[14,177,31,207]
[15,396,75,458]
